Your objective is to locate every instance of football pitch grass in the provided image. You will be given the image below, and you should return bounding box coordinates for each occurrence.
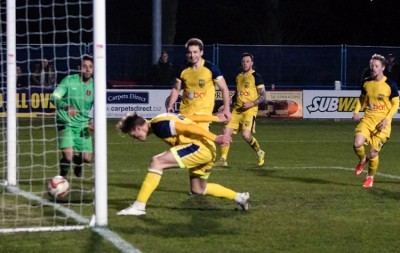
[2,118,400,253]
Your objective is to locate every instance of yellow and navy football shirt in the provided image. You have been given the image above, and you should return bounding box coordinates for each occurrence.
[149,113,217,147]
[176,59,223,116]
[234,70,265,111]
[359,76,399,120]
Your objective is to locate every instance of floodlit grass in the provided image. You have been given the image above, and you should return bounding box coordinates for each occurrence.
[1,118,400,253]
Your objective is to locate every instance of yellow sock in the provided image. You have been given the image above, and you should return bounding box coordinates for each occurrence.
[220,145,230,160]
[354,146,366,161]
[248,136,261,152]
[368,156,379,176]
[205,183,237,200]
[136,170,162,204]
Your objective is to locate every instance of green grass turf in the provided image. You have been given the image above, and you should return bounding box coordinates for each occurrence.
[1,118,400,253]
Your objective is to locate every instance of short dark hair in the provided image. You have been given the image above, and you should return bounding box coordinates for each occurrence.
[116,113,146,134]
[242,52,254,61]
[82,54,93,63]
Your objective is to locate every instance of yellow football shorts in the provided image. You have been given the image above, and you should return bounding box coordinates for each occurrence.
[170,141,216,179]
[226,107,257,133]
[355,116,391,152]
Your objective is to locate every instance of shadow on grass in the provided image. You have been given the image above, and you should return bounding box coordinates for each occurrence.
[86,231,108,253]
[108,185,189,213]
[115,193,248,238]
[264,172,354,188]
[365,185,400,200]
[108,181,142,190]
[217,164,278,176]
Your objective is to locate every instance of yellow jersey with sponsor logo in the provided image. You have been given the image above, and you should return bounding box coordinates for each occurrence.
[361,76,399,120]
[177,59,223,116]
[234,70,265,113]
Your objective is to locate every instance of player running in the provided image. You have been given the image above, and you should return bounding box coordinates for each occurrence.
[352,54,399,188]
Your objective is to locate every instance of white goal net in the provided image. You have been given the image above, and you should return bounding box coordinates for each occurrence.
[0,0,102,233]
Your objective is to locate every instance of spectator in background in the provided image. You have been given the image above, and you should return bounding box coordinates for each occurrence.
[16,65,28,88]
[360,65,371,84]
[149,50,175,85]
[384,54,400,84]
[32,58,56,87]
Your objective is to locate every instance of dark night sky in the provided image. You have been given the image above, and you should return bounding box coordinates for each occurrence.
[106,0,400,46]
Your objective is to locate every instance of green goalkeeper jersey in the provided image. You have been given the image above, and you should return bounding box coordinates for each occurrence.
[50,74,94,127]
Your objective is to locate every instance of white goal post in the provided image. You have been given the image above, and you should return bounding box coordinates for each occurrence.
[93,0,108,227]
[1,0,107,232]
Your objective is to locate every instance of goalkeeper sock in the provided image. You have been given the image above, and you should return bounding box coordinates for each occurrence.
[247,136,261,153]
[220,145,230,160]
[59,157,71,177]
[73,154,83,166]
[73,154,83,177]
[136,169,162,204]
[368,156,379,176]
[354,145,366,161]
[205,183,237,200]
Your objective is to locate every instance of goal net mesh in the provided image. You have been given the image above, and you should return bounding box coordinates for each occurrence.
[0,0,95,232]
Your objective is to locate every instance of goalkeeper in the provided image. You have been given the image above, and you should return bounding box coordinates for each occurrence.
[116,112,250,216]
[50,55,94,178]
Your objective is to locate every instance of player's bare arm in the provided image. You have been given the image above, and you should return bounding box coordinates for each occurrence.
[167,79,182,112]
[377,118,388,131]
[352,94,366,121]
[214,135,232,146]
[243,86,266,109]
[215,76,231,121]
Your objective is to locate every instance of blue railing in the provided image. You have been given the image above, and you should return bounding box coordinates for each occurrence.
[105,44,400,90]
[2,44,400,90]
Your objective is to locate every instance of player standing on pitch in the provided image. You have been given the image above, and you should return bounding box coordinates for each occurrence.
[50,55,94,178]
[352,54,399,188]
[215,52,266,167]
[116,112,250,216]
[166,38,232,129]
